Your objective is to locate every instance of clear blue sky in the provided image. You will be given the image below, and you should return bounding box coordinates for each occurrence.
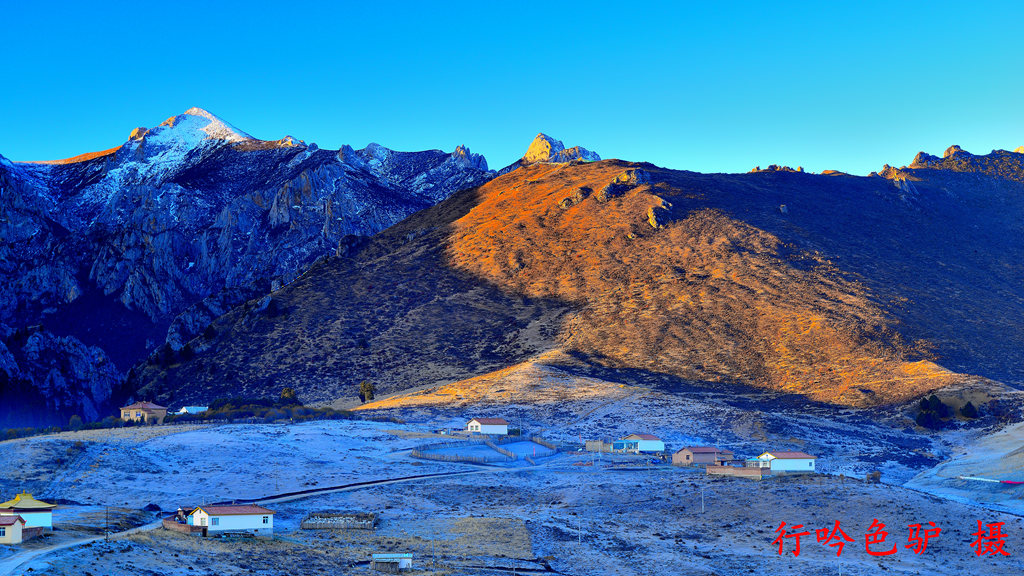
[3,1,1022,174]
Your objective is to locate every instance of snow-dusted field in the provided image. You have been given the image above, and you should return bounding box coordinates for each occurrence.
[18,455,1024,576]
[1,377,1022,575]
[0,419,468,511]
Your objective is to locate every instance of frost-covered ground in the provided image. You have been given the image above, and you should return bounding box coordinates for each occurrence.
[19,455,1024,576]
[357,360,981,485]
[2,373,1022,575]
[0,419,471,511]
[907,421,1024,515]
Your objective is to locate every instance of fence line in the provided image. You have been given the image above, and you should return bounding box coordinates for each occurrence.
[410,449,510,464]
[484,439,516,460]
[410,434,558,465]
[530,436,557,451]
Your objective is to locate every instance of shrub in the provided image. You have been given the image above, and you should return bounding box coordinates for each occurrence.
[67,415,84,431]
[280,387,300,406]
[960,401,979,419]
[358,381,375,402]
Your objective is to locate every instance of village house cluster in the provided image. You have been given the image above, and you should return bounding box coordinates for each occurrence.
[581,431,817,479]
[462,416,818,480]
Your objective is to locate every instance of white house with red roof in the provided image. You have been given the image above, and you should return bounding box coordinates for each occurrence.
[753,451,817,473]
[0,515,26,545]
[467,418,509,435]
[187,504,274,537]
[613,434,665,454]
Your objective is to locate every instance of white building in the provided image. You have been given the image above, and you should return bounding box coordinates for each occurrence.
[755,451,817,473]
[467,418,509,435]
[0,492,56,530]
[188,504,274,537]
[176,406,209,415]
[371,553,413,571]
[0,516,25,545]
[612,434,665,454]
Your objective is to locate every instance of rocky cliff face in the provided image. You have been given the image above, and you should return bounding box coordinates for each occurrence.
[0,108,494,426]
[498,133,600,174]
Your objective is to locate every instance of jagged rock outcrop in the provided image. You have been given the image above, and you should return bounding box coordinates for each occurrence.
[944,145,969,159]
[596,168,650,202]
[751,164,803,173]
[498,133,600,174]
[0,325,123,427]
[911,151,941,167]
[0,108,495,425]
[647,197,672,229]
[908,145,1024,183]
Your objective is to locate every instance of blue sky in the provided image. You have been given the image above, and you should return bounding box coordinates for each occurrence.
[2,1,1022,174]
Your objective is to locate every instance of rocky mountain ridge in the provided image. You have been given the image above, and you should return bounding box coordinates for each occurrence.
[0,108,511,426]
[133,145,1024,412]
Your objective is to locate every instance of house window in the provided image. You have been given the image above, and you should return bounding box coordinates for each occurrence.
[809,462,813,467]
[211,518,219,526]
[0,527,5,536]
[262,516,269,524]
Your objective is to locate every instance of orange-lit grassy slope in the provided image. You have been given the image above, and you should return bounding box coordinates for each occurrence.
[20,146,122,165]
[357,351,631,412]
[138,156,1024,410]
[445,161,959,406]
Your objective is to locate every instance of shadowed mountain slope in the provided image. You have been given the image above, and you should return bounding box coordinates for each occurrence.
[135,150,1024,408]
[0,108,495,426]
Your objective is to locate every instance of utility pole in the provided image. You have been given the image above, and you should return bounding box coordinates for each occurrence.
[105,507,109,541]
[701,480,705,514]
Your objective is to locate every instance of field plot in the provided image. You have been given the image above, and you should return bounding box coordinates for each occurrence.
[413,437,558,466]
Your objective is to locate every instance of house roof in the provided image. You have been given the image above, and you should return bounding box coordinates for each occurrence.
[0,492,57,510]
[622,434,661,441]
[678,446,733,454]
[121,401,167,411]
[470,418,509,425]
[761,451,817,460]
[190,504,274,516]
[0,515,25,526]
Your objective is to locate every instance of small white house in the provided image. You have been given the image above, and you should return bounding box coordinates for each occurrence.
[371,552,413,572]
[0,492,56,529]
[612,434,665,454]
[467,418,509,435]
[756,451,817,473]
[188,504,274,537]
[0,516,25,545]
[176,406,209,415]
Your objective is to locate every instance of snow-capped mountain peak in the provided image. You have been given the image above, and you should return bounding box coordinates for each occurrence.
[166,107,254,143]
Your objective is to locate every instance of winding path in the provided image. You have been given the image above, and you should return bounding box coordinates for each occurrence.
[0,468,498,576]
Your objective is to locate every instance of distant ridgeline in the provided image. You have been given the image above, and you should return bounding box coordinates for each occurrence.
[4,124,1024,424]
